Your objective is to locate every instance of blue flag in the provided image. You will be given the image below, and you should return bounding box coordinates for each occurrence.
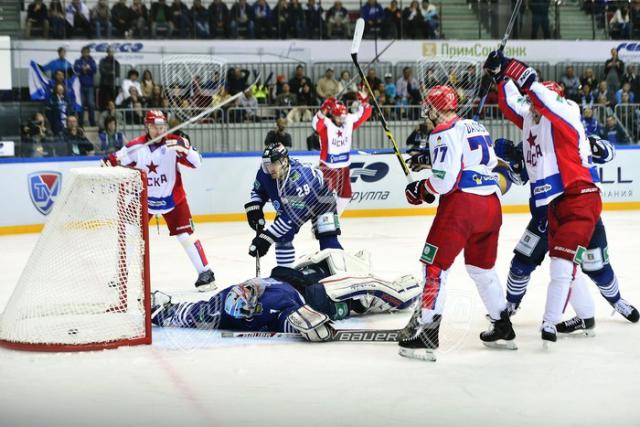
[28,60,50,101]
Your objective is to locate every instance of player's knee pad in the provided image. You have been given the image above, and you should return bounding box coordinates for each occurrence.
[313,212,341,240]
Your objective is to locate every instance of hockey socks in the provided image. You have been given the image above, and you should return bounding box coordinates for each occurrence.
[544,258,574,325]
[466,265,507,321]
[177,232,210,274]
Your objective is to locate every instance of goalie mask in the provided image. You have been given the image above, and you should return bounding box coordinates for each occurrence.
[224,282,261,319]
[262,142,290,180]
[145,110,168,139]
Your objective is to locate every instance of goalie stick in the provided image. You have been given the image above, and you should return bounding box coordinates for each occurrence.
[221,328,402,342]
[350,18,413,183]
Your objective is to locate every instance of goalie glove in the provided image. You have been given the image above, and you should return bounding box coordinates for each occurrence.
[484,50,537,90]
[405,180,436,205]
[286,305,335,342]
[166,136,190,156]
[244,201,265,231]
[406,147,432,172]
[249,229,276,258]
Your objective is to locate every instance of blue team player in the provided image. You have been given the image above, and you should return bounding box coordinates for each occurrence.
[244,143,342,267]
[495,135,639,333]
[151,250,421,341]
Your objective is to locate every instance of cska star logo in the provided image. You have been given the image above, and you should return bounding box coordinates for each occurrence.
[28,171,62,215]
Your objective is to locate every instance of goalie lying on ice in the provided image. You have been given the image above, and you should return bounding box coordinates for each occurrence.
[151,249,420,341]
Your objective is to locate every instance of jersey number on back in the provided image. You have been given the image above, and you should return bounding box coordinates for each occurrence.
[467,135,492,165]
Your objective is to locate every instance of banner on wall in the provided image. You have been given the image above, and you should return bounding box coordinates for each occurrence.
[0,150,638,230]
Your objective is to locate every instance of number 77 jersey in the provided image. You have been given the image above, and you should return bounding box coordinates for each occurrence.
[425,117,500,197]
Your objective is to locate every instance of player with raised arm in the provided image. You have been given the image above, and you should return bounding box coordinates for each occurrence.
[150,249,421,341]
[397,85,515,362]
[104,110,215,291]
[311,93,373,215]
[244,143,342,267]
[486,50,620,344]
[495,133,639,334]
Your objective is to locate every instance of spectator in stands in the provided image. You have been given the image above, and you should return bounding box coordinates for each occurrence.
[252,77,270,104]
[26,0,49,38]
[50,69,76,110]
[209,0,230,37]
[406,120,433,150]
[117,69,142,105]
[289,64,313,95]
[361,0,384,38]
[604,115,629,144]
[307,131,320,150]
[289,82,317,122]
[632,0,640,39]
[383,72,396,104]
[252,0,272,38]
[339,70,357,97]
[150,0,174,37]
[226,67,250,95]
[383,0,401,38]
[98,47,120,110]
[111,0,132,37]
[91,0,112,38]
[122,87,146,124]
[326,0,349,38]
[274,74,286,96]
[275,83,296,117]
[43,47,72,77]
[580,67,598,89]
[305,0,324,39]
[402,1,424,39]
[286,0,305,38]
[97,99,125,130]
[615,82,636,105]
[593,80,613,107]
[264,117,292,146]
[46,83,72,135]
[604,47,625,94]
[141,69,155,98]
[190,0,210,37]
[609,4,630,39]
[210,86,232,121]
[66,0,91,38]
[73,47,97,128]
[420,0,438,38]
[129,0,148,36]
[238,88,259,122]
[62,115,94,156]
[579,83,595,110]
[529,0,550,39]
[230,0,255,37]
[147,85,164,108]
[581,108,601,136]
[560,66,580,102]
[396,66,418,106]
[48,0,66,38]
[316,68,341,100]
[365,68,382,91]
[21,112,54,157]
[623,64,640,100]
[99,116,126,154]
[170,0,191,38]
[273,0,288,38]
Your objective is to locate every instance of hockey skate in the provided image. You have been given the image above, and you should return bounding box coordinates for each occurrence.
[541,321,557,349]
[556,316,595,337]
[398,312,440,362]
[195,269,216,292]
[612,299,640,323]
[480,310,517,350]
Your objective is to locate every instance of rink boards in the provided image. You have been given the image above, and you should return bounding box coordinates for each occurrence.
[0,148,638,234]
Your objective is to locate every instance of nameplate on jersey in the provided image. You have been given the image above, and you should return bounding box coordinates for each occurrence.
[326,153,350,164]
[531,173,564,206]
[148,195,176,211]
[458,171,498,189]
[515,230,541,257]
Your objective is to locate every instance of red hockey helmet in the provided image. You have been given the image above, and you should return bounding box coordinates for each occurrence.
[144,110,167,125]
[331,102,348,117]
[424,85,458,112]
[542,81,564,97]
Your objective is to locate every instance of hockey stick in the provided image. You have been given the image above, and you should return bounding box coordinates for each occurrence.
[475,0,524,120]
[350,18,413,183]
[221,328,402,342]
[255,229,261,277]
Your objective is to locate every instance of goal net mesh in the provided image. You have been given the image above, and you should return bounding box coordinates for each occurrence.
[0,167,150,351]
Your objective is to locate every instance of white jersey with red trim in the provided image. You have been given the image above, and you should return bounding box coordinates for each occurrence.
[424,116,499,197]
[498,80,598,207]
[115,133,202,214]
[311,104,372,169]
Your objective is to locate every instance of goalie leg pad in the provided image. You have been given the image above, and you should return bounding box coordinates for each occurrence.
[293,249,372,277]
[313,213,341,239]
[286,305,334,342]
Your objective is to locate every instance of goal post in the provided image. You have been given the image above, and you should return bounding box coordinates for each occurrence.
[0,167,151,352]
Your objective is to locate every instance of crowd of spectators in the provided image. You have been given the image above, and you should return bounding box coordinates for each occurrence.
[582,0,640,40]
[23,0,440,39]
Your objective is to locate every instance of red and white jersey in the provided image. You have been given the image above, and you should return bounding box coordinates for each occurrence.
[311,104,372,169]
[498,80,597,207]
[115,133,201,214]
[424,116,499,197]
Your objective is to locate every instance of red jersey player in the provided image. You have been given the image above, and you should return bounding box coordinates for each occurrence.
[311,94,372,215]
[104,110,215,291]
[398,85,516,362]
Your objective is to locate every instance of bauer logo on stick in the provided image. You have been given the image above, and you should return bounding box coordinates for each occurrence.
[28,171,62,215]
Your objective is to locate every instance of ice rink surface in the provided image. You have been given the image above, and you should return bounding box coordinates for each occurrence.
[1,212,639,427]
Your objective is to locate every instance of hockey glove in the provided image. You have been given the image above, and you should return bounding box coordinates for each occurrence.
[249,229,276,258]
[405,180,436,205]
[356,90,369,105]
[100,152,118,167]
[244,201,266,231]
[406,147,432,172]
[484,50,537,90]
[287,305,335,342]
[166,137,190,156]
[320,97,337,114]
[588,135,615,164]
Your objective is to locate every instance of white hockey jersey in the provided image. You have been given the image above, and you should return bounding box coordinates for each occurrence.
[115,134,201,214]
[498,80,598,207]
[424,116,500,197]
[311,104,372,169]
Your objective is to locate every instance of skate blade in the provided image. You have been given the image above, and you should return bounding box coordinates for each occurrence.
[542,340,556,350]
[399,347,437,362]
[196,283,217,292]
[482,340,518,350]
[559,329,596,338]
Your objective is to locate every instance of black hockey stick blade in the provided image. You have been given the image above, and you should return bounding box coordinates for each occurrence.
[220,328,402,342]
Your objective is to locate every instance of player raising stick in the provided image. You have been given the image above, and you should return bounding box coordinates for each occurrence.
[311,94,373,215]
[485,50,611,345]
[104,110,215,291]
[398,85,515,362]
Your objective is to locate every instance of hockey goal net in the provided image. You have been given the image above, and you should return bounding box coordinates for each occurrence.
[0,167,151,351]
